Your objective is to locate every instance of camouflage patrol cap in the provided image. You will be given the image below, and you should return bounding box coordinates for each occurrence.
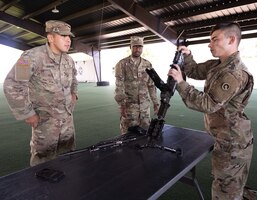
[45,20,75,37]
[130,36,144,47]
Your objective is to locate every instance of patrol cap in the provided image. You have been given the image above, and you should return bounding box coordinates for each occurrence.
[130,36,144,47]
[45,20,75,37]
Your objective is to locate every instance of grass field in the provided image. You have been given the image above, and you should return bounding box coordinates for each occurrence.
[0,83,256,199]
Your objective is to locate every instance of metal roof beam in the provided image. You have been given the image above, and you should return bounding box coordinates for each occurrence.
[22,0,69,19]
[144,0,188,11]
[0,11,45,36]
[173,9,257,32]
[101,38,163,49]
[76,22,143,42]
[184,20,257,39]
[99,33,161,48]
[162,0,257,21]
[107,0,178,45]
[73,14,128,32]
[0,35,30,50]
[0,0,20,12]
[100,33,158,45]
[61,2,113,22]
[0,11,92,53]
[0,24,13,33]
[187,32,257,46]
[11,31,30,39]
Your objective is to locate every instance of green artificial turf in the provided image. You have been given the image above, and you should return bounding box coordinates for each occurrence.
[0,83,256,199]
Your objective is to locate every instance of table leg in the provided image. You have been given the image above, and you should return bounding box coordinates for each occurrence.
[179,167,205,200]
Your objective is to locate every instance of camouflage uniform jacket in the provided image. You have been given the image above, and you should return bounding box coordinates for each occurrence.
[3,43,78,120]
[176,51,254,147]
[114,56,158,107]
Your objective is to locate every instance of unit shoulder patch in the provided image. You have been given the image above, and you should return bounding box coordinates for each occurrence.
[221,83,230,90]
[209,72,239,103]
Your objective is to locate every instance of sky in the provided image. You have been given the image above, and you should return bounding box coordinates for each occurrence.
[0,45,22,83]
[1,39,257,88]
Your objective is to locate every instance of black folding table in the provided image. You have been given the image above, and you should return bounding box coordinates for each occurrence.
[0,124,214,200]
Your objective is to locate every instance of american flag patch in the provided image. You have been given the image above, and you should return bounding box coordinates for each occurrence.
[17,57,30,67]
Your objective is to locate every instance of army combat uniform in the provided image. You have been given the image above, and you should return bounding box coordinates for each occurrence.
[176,51,254,199]
[114,56,159,134]
[3,43,78,166]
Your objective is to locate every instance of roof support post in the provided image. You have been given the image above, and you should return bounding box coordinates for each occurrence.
[91,46,109,86]
[91,46,101,82]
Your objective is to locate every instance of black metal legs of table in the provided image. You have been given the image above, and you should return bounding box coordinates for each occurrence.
[179,167,205,200]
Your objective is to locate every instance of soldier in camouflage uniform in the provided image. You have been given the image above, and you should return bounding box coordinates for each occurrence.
[168,22,255,199]
[114,36,159,134]
[3,20,78,166]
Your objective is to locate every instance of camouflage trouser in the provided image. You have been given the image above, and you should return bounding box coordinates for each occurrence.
[120,103,150,134]
[30,111,75,166]
[243,186,257,200]
[211,139,253,200]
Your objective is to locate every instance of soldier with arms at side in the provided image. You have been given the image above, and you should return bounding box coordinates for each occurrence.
[168,22,256,199]
[114,36,159,134]
[4,20,78,166]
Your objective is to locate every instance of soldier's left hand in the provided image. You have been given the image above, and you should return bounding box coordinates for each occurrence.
[25,114,39,128]
[120,106,126,117]
[154,104,159,114]
[72,93,78,104]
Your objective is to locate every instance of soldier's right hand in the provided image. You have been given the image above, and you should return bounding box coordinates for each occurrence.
[178,46,191,56]
[25,114,40,128]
